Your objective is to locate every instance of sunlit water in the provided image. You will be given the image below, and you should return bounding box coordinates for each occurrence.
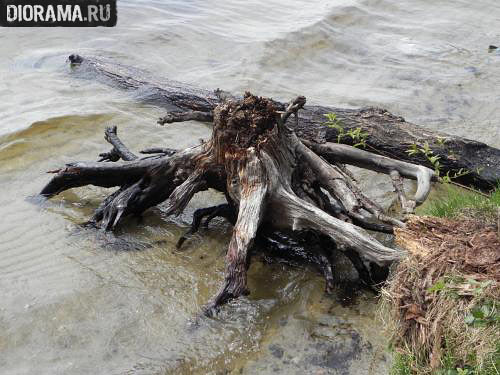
[1,1,499,374]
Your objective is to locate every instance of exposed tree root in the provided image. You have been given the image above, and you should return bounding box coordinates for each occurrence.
[102,125,138,161]
[40,92,436,314]
[176,204,235,249]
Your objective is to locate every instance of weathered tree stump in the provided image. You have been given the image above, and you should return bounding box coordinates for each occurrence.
[41,92,436,315]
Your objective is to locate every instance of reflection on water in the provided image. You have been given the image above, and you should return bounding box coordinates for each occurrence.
[1,0,499,374]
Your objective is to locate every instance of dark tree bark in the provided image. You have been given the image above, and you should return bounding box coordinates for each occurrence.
[69,54,500,191]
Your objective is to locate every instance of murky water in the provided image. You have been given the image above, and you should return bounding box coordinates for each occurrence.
[1,1,499,374]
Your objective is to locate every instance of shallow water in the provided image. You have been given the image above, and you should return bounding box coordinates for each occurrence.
[1,1,499,374]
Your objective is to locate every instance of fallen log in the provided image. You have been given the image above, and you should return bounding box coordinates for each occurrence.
[68,54,500,191]
[41,90,436,315]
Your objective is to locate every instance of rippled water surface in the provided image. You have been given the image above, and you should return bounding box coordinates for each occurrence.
[1,1,499,374]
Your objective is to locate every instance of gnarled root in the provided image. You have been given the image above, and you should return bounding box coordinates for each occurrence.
[204,149,267,315]
[304,141,435,208]
[269,190,402,266]
[176,204,236,249]
[42,146,203,229]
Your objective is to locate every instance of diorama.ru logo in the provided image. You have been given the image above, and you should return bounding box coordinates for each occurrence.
[0,0,116,26]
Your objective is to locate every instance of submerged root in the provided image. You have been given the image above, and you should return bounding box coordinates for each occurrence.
[176,204,236,249]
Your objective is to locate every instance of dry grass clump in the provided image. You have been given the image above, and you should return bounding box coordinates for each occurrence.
[381,215,499,374]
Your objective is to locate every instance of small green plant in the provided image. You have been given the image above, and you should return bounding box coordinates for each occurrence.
[406,141,441,175]
[406,141,471,182]
[441,168,471,183]
[323,113,344,143]
[439,366,473,375]
[428,277,494,299]
[464,301,499,327]
[438,365,473,375]
[346,127,369,148]
[323,113,368,148]
[391,352,414,375]
[436,136,448,147]
[436,342,500,375]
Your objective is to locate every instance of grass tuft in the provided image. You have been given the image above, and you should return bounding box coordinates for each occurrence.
[416,184,500,223]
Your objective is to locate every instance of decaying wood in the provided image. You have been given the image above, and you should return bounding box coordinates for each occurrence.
[390,170,416,215]
[40,88,439,314]
[158,110,213,125]
[69,54,500,191]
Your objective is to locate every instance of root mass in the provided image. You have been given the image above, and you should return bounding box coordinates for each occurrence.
[40,92,435,315]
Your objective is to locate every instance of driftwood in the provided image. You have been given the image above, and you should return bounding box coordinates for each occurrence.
[38,55,499,315]
[68,54,500,191]
[42,93,437,314]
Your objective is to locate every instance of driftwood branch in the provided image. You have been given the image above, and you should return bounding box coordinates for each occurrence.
[139,147,177,157]
[103,126,138,161]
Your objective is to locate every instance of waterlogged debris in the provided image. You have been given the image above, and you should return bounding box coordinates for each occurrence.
[68,54,83,66]
[40,92,415,316]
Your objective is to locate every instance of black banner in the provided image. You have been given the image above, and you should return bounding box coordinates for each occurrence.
[0,0,117,27]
